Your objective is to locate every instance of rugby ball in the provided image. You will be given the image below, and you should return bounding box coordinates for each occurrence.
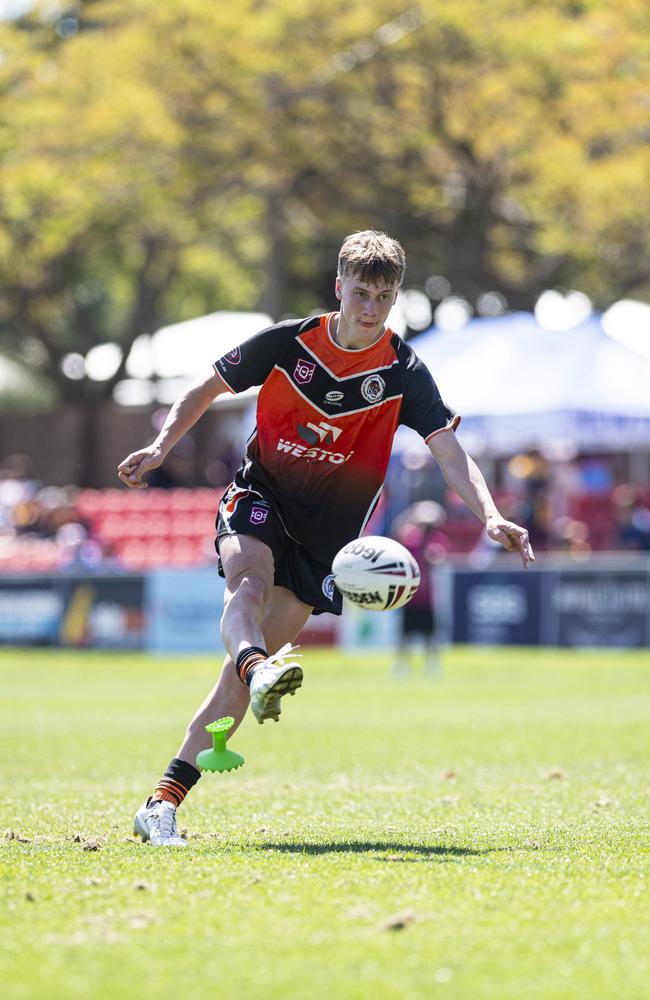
[332,535,420,611]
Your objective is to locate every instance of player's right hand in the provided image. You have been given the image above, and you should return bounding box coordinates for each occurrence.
[117,446,163,489]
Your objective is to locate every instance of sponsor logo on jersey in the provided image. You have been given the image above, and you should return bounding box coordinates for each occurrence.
[224,347,241,365]
[325,390,344,405]
[276,439,354,465]
[360,374,385,403]
[294,358,316,384]
[250,505,269,524]
[297,420,342,447]
[322,574,336,601]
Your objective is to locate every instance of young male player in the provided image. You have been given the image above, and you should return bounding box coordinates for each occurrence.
[118,230,534,846]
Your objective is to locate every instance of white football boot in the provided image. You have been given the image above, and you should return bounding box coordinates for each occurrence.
[249,643,303,724]
[133,798,188,847]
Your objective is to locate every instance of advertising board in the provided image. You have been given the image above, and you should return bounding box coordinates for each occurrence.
[0,577,62,644]
[145,569,226,653]
[0,574,145,648]
[543,568,650,648]
[452,570,542,645]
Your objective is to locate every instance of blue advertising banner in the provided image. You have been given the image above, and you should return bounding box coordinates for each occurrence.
[57,575,146,649]
[0,577,62,644]
[452,570,542,645]
[543,568,650,648]
[145,569,226,653]
[1,560,648,651]
[0,574,145,648]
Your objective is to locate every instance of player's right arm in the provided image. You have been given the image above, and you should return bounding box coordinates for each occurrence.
[117,369,228,489]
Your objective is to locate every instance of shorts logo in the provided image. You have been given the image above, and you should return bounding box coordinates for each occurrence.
[361,374,385,403]
[322,574,336,601]
[325,390,344,405]
[225,347,241,365]
[294,359,316,385]
[250,506,269,525]
[223,485,251,516]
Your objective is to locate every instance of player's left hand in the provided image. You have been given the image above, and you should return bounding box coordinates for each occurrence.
[485,516,535,569]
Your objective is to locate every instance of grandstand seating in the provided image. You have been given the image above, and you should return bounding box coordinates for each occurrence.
[0,537,61,573]
[567,492,617,550]
[74,486,488,564]
[75,488,222,570]
[0,489,221,573]
[0,484,642,573]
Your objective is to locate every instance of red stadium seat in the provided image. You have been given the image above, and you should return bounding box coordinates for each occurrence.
[171,513,213,539]
[167,489,198,512]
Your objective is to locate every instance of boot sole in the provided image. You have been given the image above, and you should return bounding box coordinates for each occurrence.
[253,666,303,724]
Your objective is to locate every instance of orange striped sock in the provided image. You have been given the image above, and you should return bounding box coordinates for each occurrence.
[235,645,268,686]
[150,758,200,808]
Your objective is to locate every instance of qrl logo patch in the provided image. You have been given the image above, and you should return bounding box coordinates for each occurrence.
[361,374,386,403]
[250,506,269,525]
[294,359,316,385]
[225,347,241,365]
[322,574,336,601]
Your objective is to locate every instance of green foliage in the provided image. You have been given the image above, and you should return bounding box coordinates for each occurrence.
[1,645,649,999]
[0,0,648,407]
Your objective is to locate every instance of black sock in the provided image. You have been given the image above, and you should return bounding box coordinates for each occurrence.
[235,645,268,686]
[150,757,201,808]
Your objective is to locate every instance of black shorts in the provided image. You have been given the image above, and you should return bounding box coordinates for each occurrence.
[402,604,436,637]
[215,480,343,616]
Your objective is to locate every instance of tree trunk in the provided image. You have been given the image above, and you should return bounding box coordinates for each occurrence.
[74,393,104,488]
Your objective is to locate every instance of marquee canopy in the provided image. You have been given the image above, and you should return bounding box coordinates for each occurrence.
[407,312,650,454]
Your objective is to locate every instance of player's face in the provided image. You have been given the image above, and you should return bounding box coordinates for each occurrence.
[335,274,398,348]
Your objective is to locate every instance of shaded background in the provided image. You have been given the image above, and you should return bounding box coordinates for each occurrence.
[1,0,649,604]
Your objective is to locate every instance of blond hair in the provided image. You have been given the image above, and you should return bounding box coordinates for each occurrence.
[337,230,406,287]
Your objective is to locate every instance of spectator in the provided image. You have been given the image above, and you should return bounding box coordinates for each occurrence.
[392,500,450,677]
[552,516,592,559]
[615,486,650,551]
[506,449,552,550]
[0,453,40,533]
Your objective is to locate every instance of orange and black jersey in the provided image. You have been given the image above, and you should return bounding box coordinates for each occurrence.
[213,313,459,566]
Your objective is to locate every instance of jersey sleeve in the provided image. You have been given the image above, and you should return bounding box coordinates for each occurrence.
[213,321,297,394]
[399,349,460,442]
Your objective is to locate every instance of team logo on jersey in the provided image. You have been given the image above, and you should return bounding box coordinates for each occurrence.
[224,347,241,365]
[250,505,269,525]
[361,374,386,403]
[322,574,336,601]
[325,390,344,405]
[294,359,316,385]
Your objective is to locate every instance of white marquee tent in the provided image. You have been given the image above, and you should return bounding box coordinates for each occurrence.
[407,312,650,455]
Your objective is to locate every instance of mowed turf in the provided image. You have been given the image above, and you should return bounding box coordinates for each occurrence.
[1,646,649,1000]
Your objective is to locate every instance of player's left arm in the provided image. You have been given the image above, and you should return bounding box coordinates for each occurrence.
[427,429,535,569]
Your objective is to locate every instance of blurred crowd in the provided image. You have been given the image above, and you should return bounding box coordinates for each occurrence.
[501,451,650,557]
[1,444,649,575]
[382,446,650,562]
[0,454,110,571]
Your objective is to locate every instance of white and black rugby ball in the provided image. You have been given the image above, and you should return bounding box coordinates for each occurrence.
[332,535,420,612]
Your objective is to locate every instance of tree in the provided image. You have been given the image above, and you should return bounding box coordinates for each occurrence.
[0,0,648,482]
[279,0,650,310]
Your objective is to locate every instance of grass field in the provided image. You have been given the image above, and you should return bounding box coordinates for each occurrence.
[1,645,649,1000]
